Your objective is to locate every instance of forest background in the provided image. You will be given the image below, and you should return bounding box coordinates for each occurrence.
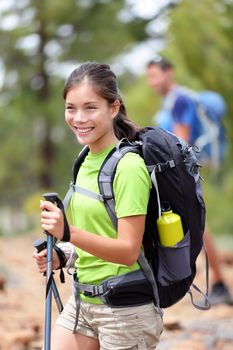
[0,0,233,241]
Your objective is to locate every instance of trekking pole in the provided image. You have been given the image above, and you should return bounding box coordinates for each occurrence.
[34,238,63,314]
[42,192,60,350]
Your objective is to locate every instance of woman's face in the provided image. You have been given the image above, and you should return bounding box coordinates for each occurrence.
[65,81,120,153]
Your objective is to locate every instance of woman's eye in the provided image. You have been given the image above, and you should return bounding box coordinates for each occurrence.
[66,106,75,112]
[87,105,97,110]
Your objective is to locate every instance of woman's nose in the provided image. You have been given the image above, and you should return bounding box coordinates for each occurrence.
[73,110,86,122]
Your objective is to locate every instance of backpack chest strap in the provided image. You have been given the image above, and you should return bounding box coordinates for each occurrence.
[73,184,105,202]
[63,183,106,211]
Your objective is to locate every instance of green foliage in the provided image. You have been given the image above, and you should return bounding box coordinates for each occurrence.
[164,0,233,145]
[163,0,233,236]
[23,191,47,215]
[0,0,151,206]
[1,0,233,237]
[123,75,158,127]
[202,168,233,235]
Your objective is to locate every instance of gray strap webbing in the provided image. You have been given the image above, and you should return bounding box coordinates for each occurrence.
[73,185,104,202]
[188,243,210,310]
[63,184,74,211]
[151,168,162,219]
[63,184,104,211]
[98,144,140,228]
[72,278,105,333]
[73,279,81,333]
[195,105,221,172]
[74,282,104,296]
[138,252,163,318]
[147,160,175,174]
[188,283,211,311]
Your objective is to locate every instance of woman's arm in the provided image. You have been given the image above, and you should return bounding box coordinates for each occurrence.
[40,201,145,266]
[69,215,145,266]
[174,123,190,142]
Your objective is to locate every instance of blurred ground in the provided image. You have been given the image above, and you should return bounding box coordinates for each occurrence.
[0,232,233,350]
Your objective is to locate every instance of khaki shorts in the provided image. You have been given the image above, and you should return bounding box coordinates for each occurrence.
[56,295,163,350]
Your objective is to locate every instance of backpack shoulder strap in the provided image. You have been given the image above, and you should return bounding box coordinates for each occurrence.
[72,146,90,183]
[98,142,140,228]
[63,146,89,210]
[163,86,197,111]
[97,142,164,313]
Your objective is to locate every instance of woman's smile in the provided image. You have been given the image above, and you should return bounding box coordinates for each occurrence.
[75,126,95,134]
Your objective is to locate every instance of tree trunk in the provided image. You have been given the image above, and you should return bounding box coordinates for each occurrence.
[37,11,54,189]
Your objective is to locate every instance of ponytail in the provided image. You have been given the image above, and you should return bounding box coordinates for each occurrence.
[113,101,141,141]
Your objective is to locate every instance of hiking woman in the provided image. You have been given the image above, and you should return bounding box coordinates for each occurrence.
[33,62,163,350]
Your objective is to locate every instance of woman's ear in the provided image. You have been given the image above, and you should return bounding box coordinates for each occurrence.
[166,68,174,83]
[111,100,121,119]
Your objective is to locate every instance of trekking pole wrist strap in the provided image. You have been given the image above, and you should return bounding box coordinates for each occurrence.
[61,213,70,242]
[53,245,67,269]
[55,197,71,242]
[53,245,66,283]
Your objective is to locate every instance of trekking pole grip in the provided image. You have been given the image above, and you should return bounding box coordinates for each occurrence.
[43,192,70,242]
[43,192,59,204]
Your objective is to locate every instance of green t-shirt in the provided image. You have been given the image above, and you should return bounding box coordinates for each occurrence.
[70,144,151,304]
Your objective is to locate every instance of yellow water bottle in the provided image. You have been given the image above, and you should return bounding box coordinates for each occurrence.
[157,202,184,247]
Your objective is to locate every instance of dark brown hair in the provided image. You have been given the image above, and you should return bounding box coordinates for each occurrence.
[63,61,140,141]
[147,56,174,71]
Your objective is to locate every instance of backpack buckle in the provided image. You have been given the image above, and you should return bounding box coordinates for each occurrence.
[83,285,104,297]
[102,194,114,201]
[154,160,175,173]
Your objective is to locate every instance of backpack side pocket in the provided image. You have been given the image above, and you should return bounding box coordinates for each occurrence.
[157,231,191,286]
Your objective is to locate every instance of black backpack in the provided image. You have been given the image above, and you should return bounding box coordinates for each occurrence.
[63,127,208,309]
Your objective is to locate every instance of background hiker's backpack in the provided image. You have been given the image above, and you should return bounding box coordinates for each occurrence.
[162,86,227,170]
[64,127,207,309]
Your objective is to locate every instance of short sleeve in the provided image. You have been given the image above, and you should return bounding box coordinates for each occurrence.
[173,95,196,125]
[113,152,151,218]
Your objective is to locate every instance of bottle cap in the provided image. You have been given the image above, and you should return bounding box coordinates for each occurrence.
[161,201,172,212]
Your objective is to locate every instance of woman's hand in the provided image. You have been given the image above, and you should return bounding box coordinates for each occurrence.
[32,248,60,273]
[40,200,64,241]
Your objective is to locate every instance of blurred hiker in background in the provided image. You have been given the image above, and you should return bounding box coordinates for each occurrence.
[146,56,233,306]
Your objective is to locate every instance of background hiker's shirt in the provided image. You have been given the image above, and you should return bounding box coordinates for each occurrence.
[69,144,151,304]
[155,86,203,144]
[172,94,202,144]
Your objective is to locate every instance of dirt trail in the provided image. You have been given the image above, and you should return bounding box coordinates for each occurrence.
[0,233,233,350]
